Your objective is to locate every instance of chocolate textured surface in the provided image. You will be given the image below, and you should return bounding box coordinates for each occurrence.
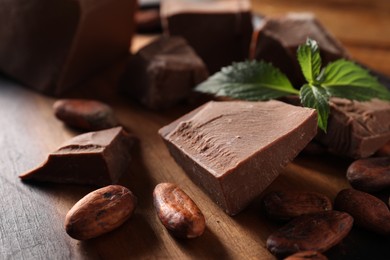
[19,127,135,186]
[159,100,317,215]
[54,99,118,131]
[121,36,208,109]
[161,0,253,74]
[0,0,137,96]
[316,98,390,158]
[253,13,348,85]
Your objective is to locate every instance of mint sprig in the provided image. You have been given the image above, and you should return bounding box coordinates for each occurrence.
[195,38,390,131]
[196,60,299,100]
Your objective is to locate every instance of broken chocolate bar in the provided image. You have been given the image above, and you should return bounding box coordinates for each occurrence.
[253,13,349,85]
[19,127,135,186]
[159,100,317,215]
[161,0,253,74]
[0,0,137,96]
[316,98,390,158]
[120,36,209,109]
[53,99,118,131]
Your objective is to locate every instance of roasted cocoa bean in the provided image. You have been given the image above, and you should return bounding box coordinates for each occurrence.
[335,188,390,235]
[54,99,118,131]
[263,191,332,221]
[346,157,390,192]
[65,185,137,240]
[153,183,205,239]
[266,211,353,257]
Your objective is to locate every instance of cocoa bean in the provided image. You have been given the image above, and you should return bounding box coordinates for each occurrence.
[284,251,328,260]
[263,191,332,221]
[266,211,353,257]
[65,185,137,240]
[54,99,118,131]
[153,183,205,239]
[334,188,390,235]
[346,157,390,192]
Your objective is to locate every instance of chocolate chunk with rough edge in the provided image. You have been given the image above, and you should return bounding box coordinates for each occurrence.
[120,36,208,109]
[161,0,253,74]
[19,127,135,186]
[159,100,317,215]
[0,0,137,96]
[253,13,348,86]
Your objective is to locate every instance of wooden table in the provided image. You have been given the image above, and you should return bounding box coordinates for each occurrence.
[1,1,390,259]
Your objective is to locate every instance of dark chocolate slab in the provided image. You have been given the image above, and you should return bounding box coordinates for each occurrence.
[253,13,348,85]
[20,127,135,186]
[317,98,390,158]
[121,36,208,109]
[0,0,137,96]
[159,100,317,215]
[161,0,253,74]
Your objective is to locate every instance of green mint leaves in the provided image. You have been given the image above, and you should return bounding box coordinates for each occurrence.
[195,38,390,131]
[196,60,299,101]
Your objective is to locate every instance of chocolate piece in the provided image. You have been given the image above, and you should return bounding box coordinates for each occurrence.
[159,100,317,215]
[19,127,135,186]
[346,157,390,192]
[0,0,137,96]
[253,13,348,85]
[161,0,253,74]
[120,36,208,109]
[53,99,118,131]
[316,98,390,158]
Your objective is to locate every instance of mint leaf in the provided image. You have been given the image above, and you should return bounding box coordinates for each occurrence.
[297,38,322,83]
[300,84,330,131]
[195,60,299,101]
[322,60,390,101]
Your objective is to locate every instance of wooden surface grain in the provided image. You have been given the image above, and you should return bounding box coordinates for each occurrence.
[1,0,390,259]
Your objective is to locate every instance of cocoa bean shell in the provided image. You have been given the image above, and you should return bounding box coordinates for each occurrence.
[65,185,137,240]
[153,183,205,239]
[334,188,390,235]
[346,157,390,192]
[263,191,332,221]
[266,211,353,257]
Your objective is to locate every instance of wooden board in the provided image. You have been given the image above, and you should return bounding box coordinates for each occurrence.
[1,0,390,259]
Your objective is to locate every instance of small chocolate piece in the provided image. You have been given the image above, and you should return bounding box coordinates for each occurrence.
[316,98,390,158]
[346,157,390,192]
[159,100,317,215]
[253,13,348,85]
[161,0,253,73]
[0,0,137,96]
[53,99,118,131]
[263,191,332,221]
[19,127,135,186]
[335,189,390,235]
[266,211,353,257]
[120,36,208,109]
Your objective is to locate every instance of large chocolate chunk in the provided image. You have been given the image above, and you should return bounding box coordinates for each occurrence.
[316,98,390,158]
[0,0,137,96]
[20,127,135,186]
[253,13,348,85]
[161,0,253,74]
[159,100,317,215]
[121,36,209,109]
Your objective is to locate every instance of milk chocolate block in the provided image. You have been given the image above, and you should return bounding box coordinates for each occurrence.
[253,13,348,85]
[121,36,209,109]
[20,127,135,186]
[0,0,137,96]
[159,100,317,215]
[161,0,253,74]
[317,98,390,158]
